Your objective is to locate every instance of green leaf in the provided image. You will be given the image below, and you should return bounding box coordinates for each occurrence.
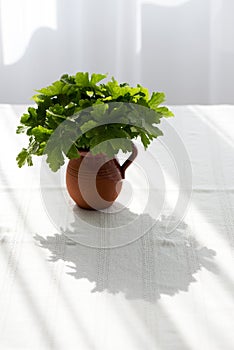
[90,103,109,121]
[37,142,46,156]
[156,106,174,117]
[16,125,27,134]
[32,94,45,104]
[64,102,77,116]
[90,73,107,85]
[109,138,132,153]
[144,109,161,124]
[20,109,38,127]
[91,138,132,158]
[75,72,89,86]
[85,125,102,138]
[148,92,165,110]
[20,113,30,124]
[16,149,29,167]
[26,155,33,166]
[80,120,98,134]
[46,105,66,125]
[142,122,163,138]
[137,84,150,100]
[108,103,129,123]
[36,81,65,96]
[106,125,131,139]
[60,74,76,85]
[28,107,37,119]
[46,145,65,172]
[130,126,138,133]
[31,126,53,142]
[140,133,150,149]
[29,140,40,154]
[106,79,121,99]
[66,144,80,159]
[79,99,92,108]
[32,95,52,113]
[48,104,65,115]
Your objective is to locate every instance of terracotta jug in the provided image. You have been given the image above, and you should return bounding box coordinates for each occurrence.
[66,143,138,210]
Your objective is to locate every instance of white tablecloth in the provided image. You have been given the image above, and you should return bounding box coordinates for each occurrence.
[0,104,234,350]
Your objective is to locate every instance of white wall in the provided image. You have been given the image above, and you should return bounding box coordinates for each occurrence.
[0,0,233,104]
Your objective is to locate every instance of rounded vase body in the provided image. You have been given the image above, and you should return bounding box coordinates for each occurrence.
[66,153,122,210]
[66,145,138,210]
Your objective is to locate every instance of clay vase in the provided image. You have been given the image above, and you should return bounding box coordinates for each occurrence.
[66,143,138,210]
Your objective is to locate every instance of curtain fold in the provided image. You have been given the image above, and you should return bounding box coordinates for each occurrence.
[0,0,233,104]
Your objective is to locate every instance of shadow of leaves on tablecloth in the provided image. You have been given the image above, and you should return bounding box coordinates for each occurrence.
[34,207,216,303]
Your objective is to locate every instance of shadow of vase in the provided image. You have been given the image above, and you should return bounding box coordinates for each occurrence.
[34,204,216,303]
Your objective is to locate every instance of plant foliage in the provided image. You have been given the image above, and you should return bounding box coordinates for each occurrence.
[16,72,174,171]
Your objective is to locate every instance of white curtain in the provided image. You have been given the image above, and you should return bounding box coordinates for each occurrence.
[0,0,233,104]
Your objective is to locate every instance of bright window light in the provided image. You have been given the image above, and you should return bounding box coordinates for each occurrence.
[0,0,57,65]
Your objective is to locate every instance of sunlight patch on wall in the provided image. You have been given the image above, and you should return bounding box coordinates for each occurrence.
[0,0,57,65]
[136,0,142,54]
[136,0,191,53]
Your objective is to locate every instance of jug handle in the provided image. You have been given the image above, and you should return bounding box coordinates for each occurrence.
[120,143,138,179]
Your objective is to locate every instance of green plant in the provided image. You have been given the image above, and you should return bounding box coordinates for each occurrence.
[16,72,174,171]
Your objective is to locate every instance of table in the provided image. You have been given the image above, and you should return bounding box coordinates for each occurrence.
[1,104,234,350]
